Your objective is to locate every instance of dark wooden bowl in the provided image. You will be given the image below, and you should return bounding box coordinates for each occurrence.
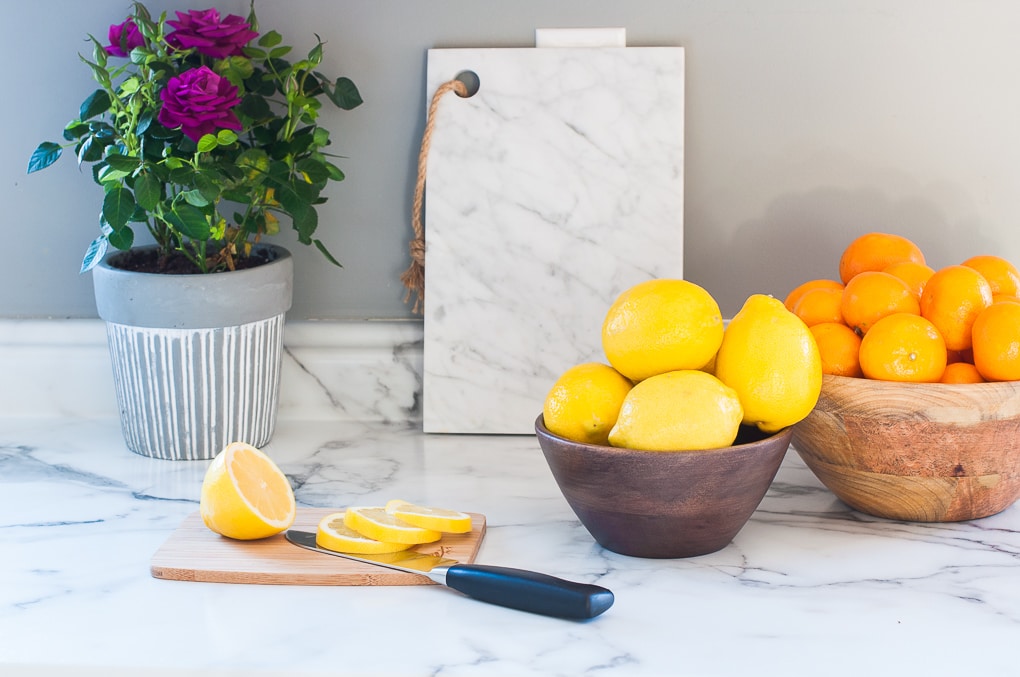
[792,374,1020,522]
[535,415,791,558]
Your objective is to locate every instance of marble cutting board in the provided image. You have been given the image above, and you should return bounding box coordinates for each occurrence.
[422,44,685,434]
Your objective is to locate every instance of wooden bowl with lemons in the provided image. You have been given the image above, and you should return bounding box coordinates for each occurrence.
[792,374,1020,522]
[535,415,792,559]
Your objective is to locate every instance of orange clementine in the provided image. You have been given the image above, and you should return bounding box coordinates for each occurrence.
[809,322,863,377]
[961,254,1020,297]
[939,362,985,384]
[792,287,845,327]
[859,313,947,383]
[882,261,935,297]
[840,271,920,335]
[783,279,844,313]
[971,301,1020,381]
[919,265,993,351]
[838,232,926,285]
[992,294,1020,305]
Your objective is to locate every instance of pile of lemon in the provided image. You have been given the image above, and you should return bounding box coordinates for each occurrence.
[543,280,822,452]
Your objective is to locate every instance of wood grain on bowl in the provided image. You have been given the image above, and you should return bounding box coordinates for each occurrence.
[536,416,791,558]
[792,374,1020,522]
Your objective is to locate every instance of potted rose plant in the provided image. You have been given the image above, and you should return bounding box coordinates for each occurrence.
[28,4,362,460]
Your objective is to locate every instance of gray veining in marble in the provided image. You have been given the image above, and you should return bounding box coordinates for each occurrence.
[422,46,685,434]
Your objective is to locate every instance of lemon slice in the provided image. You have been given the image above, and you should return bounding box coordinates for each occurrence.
[384,499,473,534]
[344,506,441,544]
[315,513,413,554]
[200,441,296,540]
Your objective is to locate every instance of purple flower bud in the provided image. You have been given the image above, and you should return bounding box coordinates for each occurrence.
[165,8,258,59]
[157,66,242,142]
[105,18,145,57]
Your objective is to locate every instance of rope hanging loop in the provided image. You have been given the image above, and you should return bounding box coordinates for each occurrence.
[400,78,469,314]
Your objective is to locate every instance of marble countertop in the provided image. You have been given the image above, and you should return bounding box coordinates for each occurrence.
[3,414,1020,676]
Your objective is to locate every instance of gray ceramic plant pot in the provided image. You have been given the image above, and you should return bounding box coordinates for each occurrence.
[92,244,293,460]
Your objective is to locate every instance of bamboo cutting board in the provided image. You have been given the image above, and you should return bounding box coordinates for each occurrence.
[150,508,486,586]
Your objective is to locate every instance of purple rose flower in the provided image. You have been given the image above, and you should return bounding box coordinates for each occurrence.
[157,66,242,142]
[105,18,144,57]
[165,8,258,59]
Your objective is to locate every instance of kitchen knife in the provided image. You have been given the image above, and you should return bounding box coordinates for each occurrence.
[284,530,614,619]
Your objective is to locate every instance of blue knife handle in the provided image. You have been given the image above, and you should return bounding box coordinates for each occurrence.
[442,564,614,619]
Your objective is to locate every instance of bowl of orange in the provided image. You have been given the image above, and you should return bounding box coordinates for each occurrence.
[792,374,1020,522]
[786,233,1020,521]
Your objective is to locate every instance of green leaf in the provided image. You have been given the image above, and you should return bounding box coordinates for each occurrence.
[313,238,341,267]
[79,89,112,120]
[325,76,363,110]
[197,134,220,153]
[258,30,282,48]
[102,185,136,230]
[134,172,161,210]
[80,236,109,274]
[291,204,318,244]
[77,137,104,164]
[296,158,330,185]
[307,39,323,66]
[324,162,345,181]
[104,154,139,171]
[194,173,221,203]
[269,45,292,59]
[239,94,272,120]
[63,122,90,141]
[216,129,238,145]
[27,142,62,173]
[165,202,210,240]
[108,225,134,250]
[182,189,210,207]
[119,77,140,95]
[236,149,270,179]
[97,165,130,184]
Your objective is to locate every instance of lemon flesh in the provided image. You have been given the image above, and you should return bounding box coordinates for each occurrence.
[608,370,743,451]
[384,499,473,533]
[200,441,296,540]
[316,513,413,554]
[714,294,823,433]
[543,362,633,445]
[344,506,442,544]
[602,279,724,382]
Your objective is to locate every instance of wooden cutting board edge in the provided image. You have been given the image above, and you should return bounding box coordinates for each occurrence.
[150,508,487,587]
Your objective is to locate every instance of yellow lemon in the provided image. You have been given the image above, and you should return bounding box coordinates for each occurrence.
[384,499,473,533]
[607,370,743,451]
[601,279,724,382]
[199,441,297,540]
[714,294,823,433]
[316,512,413,554]
[344,507,442,545]
[543,362,633,445]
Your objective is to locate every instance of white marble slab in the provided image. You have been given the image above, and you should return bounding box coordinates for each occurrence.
[422,46,685,434]
[2,415,1019,676]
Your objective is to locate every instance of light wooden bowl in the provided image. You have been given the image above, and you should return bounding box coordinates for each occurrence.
[792,374,1020,522]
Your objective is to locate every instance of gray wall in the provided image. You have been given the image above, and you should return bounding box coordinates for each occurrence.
[6,1,1020,320]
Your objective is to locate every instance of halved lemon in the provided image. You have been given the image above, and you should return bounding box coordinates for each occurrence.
[384,499,473,534]
[200,441,296,540]
[344,506,441,544]
[316,512,413,554]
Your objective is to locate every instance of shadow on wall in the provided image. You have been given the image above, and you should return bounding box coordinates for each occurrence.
[693,183,996,317]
